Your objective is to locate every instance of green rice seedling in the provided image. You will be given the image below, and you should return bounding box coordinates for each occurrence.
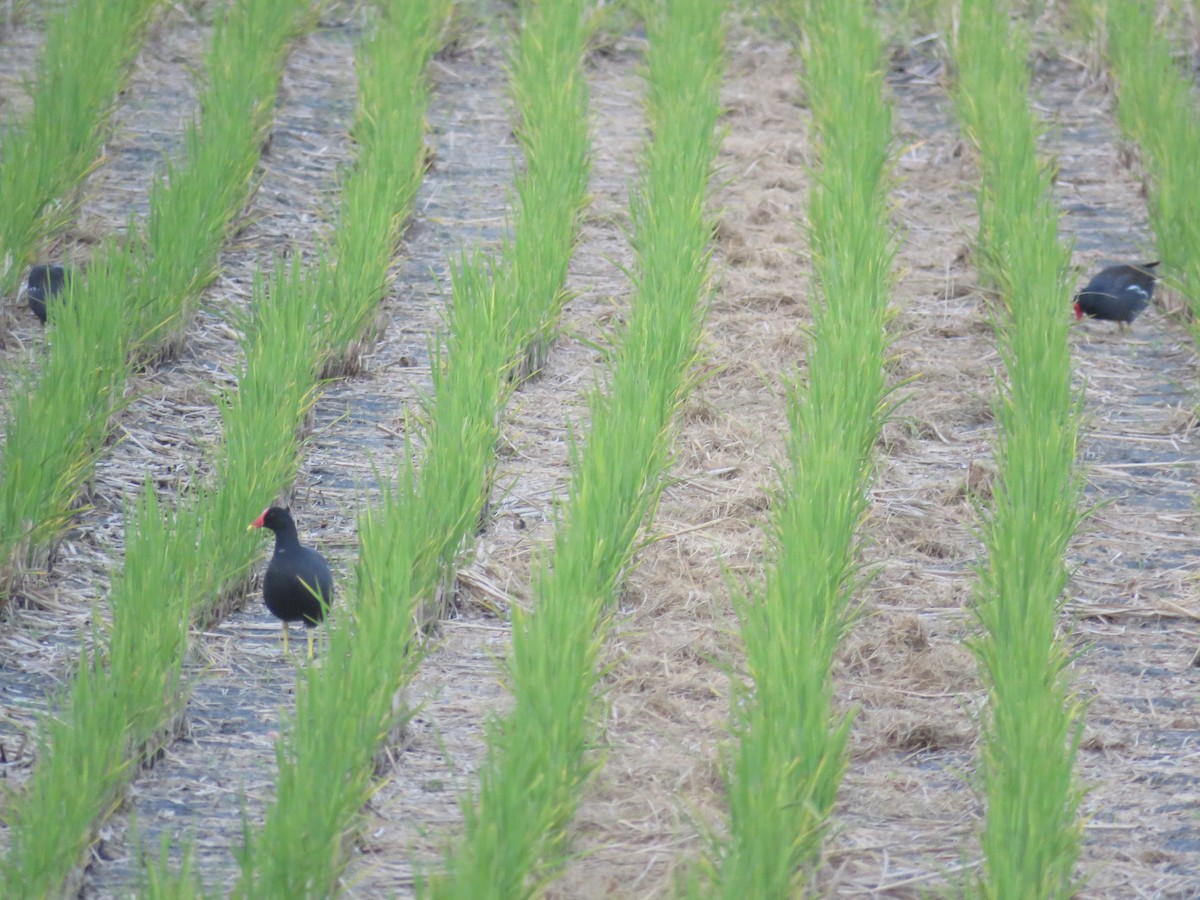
[504,0,591,380]
[321,0,450,372]
[0,60,338,895]
[430,1,725,894]
[0,645,130,899]
[0,272,323,888]
[0,0,159,294]
[1102,0,1200,325]
[0,243,135,582]
[951,0,1038,291]
[709,0,896,893]
[234,3,583,884]
[218,5,451,888]
[128,0,315,358]
[0,0,364,867]
[951,0,1085,895]
[210,259,324,564]
[0,485,194,898]
[417,254,515,579]
[124,260,326,894]
[139,832,207,900]
[972,419,1085,899]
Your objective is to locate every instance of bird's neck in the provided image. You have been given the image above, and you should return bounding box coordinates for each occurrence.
[272,528,302,552]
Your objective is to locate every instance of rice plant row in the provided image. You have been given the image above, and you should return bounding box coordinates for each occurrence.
[0,0,159,296]
[319,0,452,373]
[0,1,321,893]
[0,0,314,598]
[504,0,592,381]
[239,0,594,892]
[704,0,896,894]
[951,0,1085,894]
[0,239,134,584]
[1101,0,1200,331]
[235,2,468,893]
[127,0,318,359]
[429,1,726,895]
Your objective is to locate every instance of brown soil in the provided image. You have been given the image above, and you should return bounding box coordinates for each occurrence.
[1,6,1198,898]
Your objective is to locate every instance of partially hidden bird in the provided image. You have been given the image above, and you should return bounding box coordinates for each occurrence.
[1074,261,1158,326]
[248,507,334,658]
[25,264,68,323]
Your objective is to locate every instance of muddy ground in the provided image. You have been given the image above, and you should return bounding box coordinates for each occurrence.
[1,3,1198,897]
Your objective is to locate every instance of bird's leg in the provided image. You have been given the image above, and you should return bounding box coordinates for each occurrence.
[306,628,315,660]
[282,621,290,655]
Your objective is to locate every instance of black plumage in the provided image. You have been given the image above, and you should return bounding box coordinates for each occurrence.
[25,264,67,323]
[249,506,334,658]
[1074,261,1158,325]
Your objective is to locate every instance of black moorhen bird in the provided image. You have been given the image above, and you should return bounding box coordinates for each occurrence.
[25,264,68,323]
[1074,261,1158,326]
[248,507,334,658]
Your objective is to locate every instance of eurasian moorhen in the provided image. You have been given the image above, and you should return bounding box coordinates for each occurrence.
[25,264,67,323]
[248,507,334,658]
[1074,261,1158,326]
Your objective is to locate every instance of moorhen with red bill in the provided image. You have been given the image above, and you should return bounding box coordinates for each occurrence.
[24,264,68,323]
[249,507,334,658]
[1074,261,1158,326]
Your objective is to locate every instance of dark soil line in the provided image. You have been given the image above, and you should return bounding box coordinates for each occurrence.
[79,41,522,895]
